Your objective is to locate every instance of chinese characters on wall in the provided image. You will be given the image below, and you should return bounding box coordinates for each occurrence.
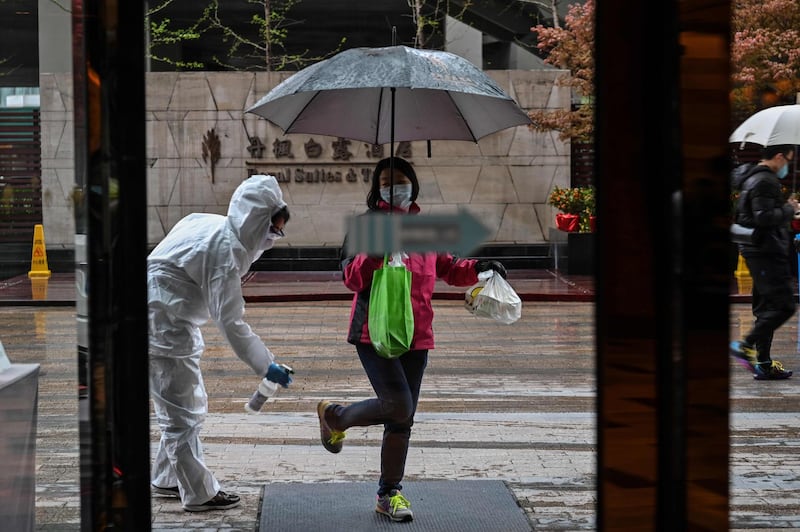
[245,134,413,183]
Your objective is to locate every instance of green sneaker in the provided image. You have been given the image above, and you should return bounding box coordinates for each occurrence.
[754,360,793,380]
[375,490,413,522]
[316,400,346,453]
[729,341,757,373]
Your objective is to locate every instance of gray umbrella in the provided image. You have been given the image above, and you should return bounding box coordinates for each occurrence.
[245,45,532,146]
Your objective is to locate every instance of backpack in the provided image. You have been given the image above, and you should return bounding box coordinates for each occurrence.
[731,162,755,192]
[731,162,769,245]
[732,162,764,227]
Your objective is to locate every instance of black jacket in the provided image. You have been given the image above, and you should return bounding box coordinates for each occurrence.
[736,164,794,257]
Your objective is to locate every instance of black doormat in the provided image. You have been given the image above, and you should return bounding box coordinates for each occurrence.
[258,479,532,531]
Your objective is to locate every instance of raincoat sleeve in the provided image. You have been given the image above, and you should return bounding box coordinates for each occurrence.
[435,253,480,286]
[207,269,274,376]
[342,254,384,292]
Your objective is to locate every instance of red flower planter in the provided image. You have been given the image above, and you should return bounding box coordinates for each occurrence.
[555,213,580,232]
[589,216,597,233]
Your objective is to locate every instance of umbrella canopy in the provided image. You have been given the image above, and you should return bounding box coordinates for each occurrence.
[245,45,532,145]
[730,104,800,146]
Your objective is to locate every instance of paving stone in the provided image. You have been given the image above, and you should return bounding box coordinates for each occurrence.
[0,301,798,530]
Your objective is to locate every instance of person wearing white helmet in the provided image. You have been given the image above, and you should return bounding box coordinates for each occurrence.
[147,174,294,512]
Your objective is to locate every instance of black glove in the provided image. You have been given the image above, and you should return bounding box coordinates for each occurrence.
[475,260,507,279]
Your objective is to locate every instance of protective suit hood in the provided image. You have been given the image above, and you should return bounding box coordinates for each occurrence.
[226,174,287,253]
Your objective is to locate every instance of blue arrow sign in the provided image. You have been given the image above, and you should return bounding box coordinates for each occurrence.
[345,210,491,256]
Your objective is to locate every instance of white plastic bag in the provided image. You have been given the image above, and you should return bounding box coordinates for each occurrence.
[388,252,409,267]
[464,270,522,324]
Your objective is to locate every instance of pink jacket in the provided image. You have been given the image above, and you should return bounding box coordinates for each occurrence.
[342,204,479,350]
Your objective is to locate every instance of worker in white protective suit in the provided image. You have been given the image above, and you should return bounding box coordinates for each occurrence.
[147,174,295,512]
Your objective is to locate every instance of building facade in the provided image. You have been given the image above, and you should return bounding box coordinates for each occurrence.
[39,69,571,250]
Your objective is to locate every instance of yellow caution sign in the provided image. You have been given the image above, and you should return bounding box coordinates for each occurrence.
[28,224,51,279]
[734,253,751,295]
[30,277,49,300]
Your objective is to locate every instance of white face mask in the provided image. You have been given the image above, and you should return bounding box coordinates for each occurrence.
[257,235,275,252]
[267,224,285,239]
[380,184,413,208]
[257,225,283,250]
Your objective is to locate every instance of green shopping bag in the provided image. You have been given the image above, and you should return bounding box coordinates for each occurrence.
[368,255,414,358]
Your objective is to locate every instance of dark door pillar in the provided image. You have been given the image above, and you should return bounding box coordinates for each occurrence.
[595,1,730,529]
[72,1,150,529]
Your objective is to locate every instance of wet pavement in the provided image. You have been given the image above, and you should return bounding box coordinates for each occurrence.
[1,272,799,530]
[0,269,596,306]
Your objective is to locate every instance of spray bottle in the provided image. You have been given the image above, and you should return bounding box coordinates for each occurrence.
[244,363,293,414]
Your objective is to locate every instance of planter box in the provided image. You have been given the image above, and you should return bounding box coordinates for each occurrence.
[549,229,595,274]
[567,232,595,275]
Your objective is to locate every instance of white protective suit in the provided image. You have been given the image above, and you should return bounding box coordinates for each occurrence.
[147,174,286,505]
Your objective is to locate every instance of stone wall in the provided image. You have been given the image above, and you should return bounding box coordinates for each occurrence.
[39,70,571,249]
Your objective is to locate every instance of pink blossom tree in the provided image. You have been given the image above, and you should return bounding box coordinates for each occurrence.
[528,0,594,141]
[731,0,800,118]
[530,0,800,138]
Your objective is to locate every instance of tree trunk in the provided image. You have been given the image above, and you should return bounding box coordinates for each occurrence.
[551,0,561,28]
[264,0,272,71]
[414,0,424,48]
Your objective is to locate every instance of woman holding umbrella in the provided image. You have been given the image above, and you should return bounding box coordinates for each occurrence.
[316,156,507,522]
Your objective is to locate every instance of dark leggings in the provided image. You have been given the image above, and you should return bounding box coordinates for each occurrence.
[744,254,796,361]
[326,343,428,496]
